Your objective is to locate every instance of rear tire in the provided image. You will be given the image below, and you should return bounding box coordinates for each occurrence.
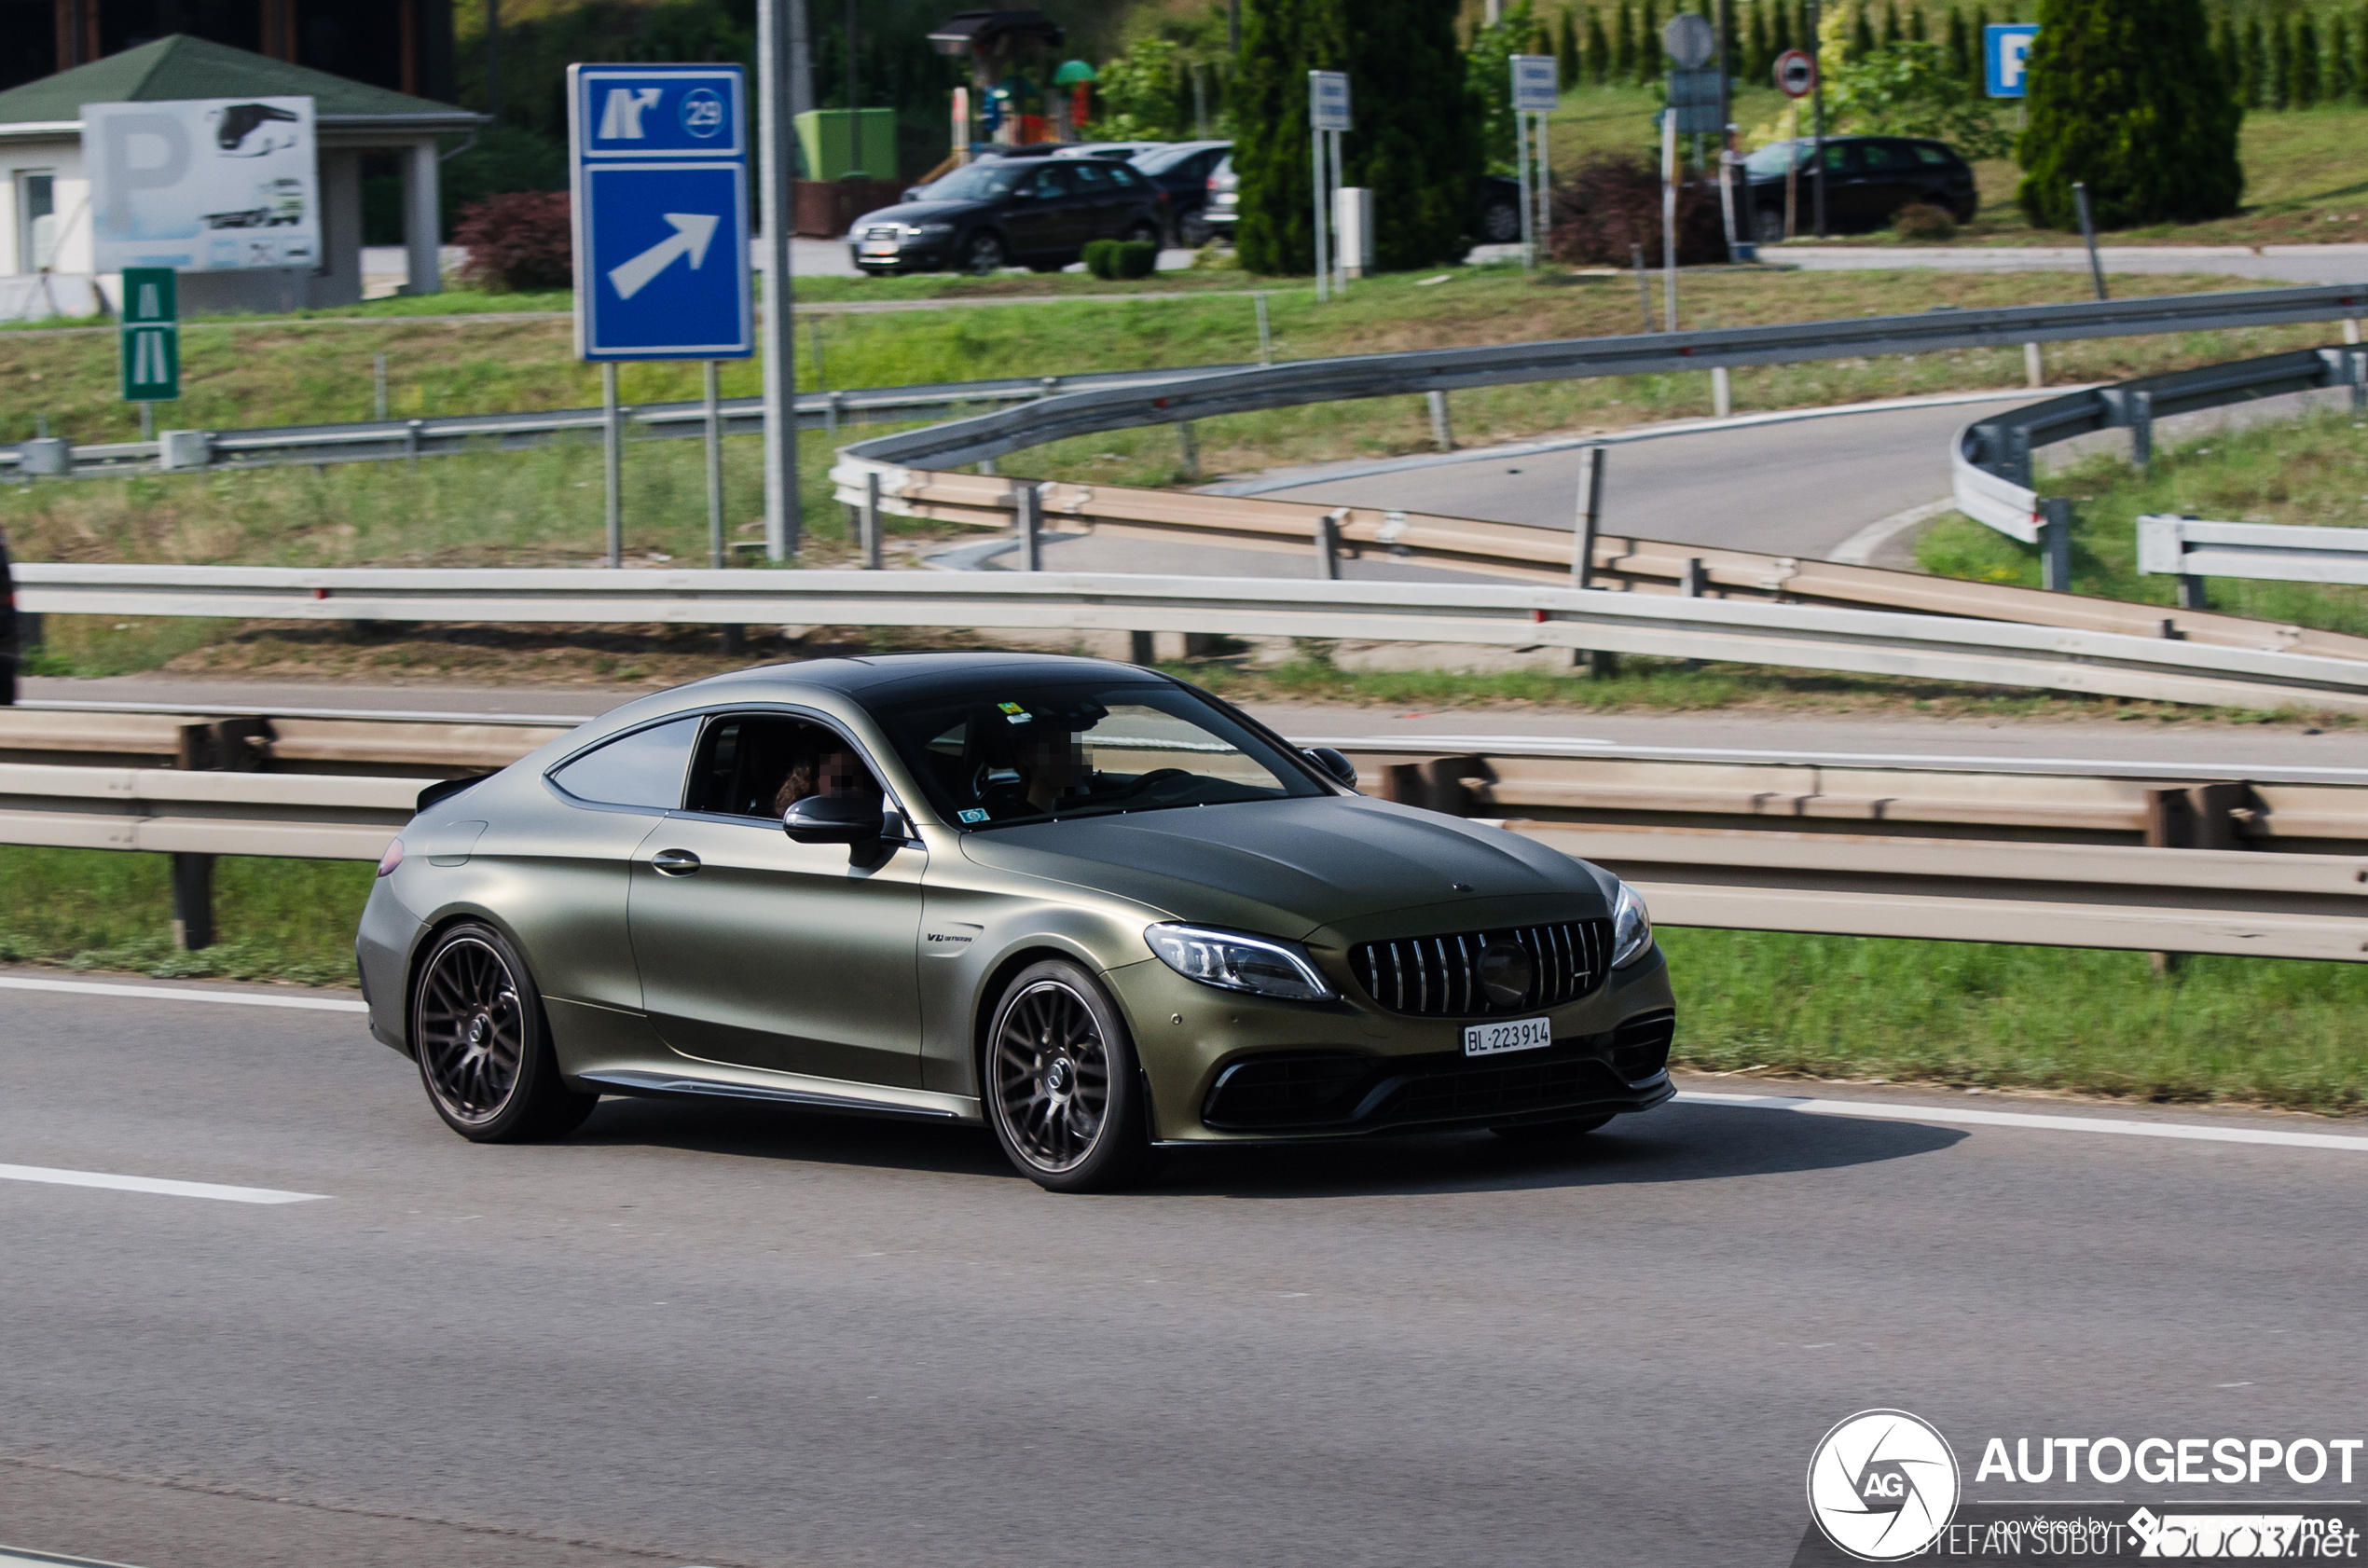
[411,922,597,1143]
[1754,206,1786,244]
[1491,1112,1614,1144]
[984,959,1151,1193]
[959,230,1006,275]
[1122,221,1161,248]
[1479,197,1521,244]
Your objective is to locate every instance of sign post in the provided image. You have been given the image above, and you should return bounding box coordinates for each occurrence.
[1509,54,1558,269]
[568,63,753,567]
[1772,48,1815,242]
[118,268,179,424]
[1308,71,1350,302]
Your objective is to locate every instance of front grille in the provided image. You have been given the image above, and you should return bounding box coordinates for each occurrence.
[862,225,902,241]
[1202,1053,1373,1130]
[1609,1010,1675,1082]
[1350,920,1609,1017]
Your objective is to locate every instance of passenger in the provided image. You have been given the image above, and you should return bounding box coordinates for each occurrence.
[773,736,880,817]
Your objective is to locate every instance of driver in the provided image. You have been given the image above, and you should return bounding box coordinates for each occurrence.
[1012,725,1088,814]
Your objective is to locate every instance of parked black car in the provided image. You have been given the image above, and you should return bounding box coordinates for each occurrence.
[1741,135,1977,241]
[1,530,19,706]
[1202,156,1526,252]
[855,156,1167,275]
[1097,140,1230,245]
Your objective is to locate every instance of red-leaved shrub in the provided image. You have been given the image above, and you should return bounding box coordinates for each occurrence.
[1547,151,1728,268]
[455,190,574,292]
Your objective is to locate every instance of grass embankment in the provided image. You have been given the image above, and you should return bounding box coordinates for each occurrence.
[1918,405,2368,635]
[7,842,2363,1116]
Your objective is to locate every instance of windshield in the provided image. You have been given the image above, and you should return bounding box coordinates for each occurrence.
[916,160,1027,201]
[872,679,1325,830]
[1743,140,1810,176]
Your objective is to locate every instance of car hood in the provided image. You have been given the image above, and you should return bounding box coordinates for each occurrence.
[857,199,986,227]
[957,795,1604,939]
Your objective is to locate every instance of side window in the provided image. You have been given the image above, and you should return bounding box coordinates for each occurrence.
[686,716,884,820]
[1031,165,1074,198]
[1914,144,1952,165]
[1823,144,1855,171]
[1107,163,1144,188]
[549,717,700,809]
[1069,161,1112,190]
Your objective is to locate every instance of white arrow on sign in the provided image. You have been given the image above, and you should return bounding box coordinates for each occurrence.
[607,212,722,300]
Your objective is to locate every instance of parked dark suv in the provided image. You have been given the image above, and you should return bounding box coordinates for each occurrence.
[853,156,1167,275]
[1742,135,1976,240]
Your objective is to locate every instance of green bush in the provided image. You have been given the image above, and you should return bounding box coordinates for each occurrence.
[1112,240,1159,279]
[1893,201,1958,240]
[1081,238,1119,280]
[2017,0,2243,229]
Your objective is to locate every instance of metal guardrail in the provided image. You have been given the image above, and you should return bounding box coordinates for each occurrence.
[1953,345,2368,543]
[7,719,2368,960]
[17,563,2368,713]
[842,283,2368,471]
[0,365,1257,478]
[2139,515,2368,590]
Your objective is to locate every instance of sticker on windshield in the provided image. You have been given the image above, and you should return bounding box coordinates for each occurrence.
[998,701,1032,725]
[958,807,990,823]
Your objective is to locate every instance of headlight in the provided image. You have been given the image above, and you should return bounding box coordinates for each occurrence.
[1146,924,1335,1001]
[1610,881,1653,969]
[911,223,955,238]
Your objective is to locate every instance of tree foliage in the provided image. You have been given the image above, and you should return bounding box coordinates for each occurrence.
[1468,0,1540,173]
[2016,0,2242,231]
[1826,39,2013,158]
[1090,36,1190,141]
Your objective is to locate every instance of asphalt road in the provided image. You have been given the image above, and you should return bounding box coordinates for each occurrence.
[5,977,2367,1568]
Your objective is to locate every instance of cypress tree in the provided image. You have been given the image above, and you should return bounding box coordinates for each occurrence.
[2358,3,2368,103]
[2017,0,2242,229]
[1349,0,1481,268]
[2271,15,2293,110]
[1882,1,1904,48]
[1968,7,1992,89]
[1615,0,1637,81]
[1559,7,1582,87]
[1946,6,1971,80]
[1639,0,1661,83]
[2295,16,2322,108]
[1850,7,1878,62]
[2335,17,2359,106]
[1232,0,1346,275]
[1587,7,1612,82]
[1909,7,1927,43]
[1749,0,1772,79]
[2239,17,2264,111]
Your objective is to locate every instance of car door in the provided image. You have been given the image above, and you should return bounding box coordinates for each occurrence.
[1002,164,1081,260]
[628,711,927,1089]
[1817,141,1869,227]
[1066,159,1125,239]
[1859,140,1924,226]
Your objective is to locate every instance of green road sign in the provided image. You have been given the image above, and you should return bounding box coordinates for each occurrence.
[120,267,179,402]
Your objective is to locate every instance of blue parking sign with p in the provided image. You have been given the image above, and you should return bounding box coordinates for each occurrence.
[1986,24,2038,98]
[568,63,751,361]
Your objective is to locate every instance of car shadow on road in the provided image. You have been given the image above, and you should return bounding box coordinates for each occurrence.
[1151,1102,1966,1200]
[571,1096,1963,1197]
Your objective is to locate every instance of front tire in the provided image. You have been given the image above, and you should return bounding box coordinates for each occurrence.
[411,922,597,1143]
[1754,205,1786,244]
[1479,197,1521,244]
[984,959,1150,1192]
[959,230,1006,275]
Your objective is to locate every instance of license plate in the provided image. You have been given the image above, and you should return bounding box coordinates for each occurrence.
[1464,1016,1551,1057]
[859,241,899,255]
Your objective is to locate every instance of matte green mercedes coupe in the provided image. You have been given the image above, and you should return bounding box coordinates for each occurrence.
[358,653,1676,1190]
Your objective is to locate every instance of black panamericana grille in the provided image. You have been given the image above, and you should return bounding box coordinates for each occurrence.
[1609,1010,1675,1083]
[1349,920,1610,1017]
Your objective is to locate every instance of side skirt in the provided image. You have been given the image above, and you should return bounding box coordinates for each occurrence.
[578,1068,983,1125]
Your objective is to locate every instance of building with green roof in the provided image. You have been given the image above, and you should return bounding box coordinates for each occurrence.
[0,34,481,319]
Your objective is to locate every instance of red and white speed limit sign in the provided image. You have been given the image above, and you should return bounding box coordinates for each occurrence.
[1774,48,1817,98]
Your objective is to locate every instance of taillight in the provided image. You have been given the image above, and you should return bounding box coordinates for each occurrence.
[376,838,405,877]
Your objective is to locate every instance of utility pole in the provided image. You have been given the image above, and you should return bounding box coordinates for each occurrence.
[1809,0,1827,238]
[787,0,813,118]
[757,0,802,559]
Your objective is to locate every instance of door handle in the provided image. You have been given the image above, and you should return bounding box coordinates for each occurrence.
[652,848,702,876]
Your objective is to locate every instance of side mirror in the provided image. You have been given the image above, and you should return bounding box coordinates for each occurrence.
[783,794,885,844]
[1304,747,1357,788]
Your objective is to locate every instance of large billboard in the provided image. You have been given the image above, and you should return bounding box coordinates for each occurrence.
[82,96,320,273]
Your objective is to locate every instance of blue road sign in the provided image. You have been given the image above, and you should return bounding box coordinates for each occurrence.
[568,63,751,361]
[1986,24,2039,98]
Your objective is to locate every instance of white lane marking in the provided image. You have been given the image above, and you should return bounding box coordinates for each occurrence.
[0,1547,149,1568]
[1676,1091,2368,1153]
[0,976,367,1013]
[1826,496,1959,566]
[0,1162,327,1204]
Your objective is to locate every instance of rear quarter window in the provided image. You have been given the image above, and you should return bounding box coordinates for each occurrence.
[549,717,701,809]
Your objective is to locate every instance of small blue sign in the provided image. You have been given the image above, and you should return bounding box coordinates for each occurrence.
[1986,23,2039,98]
[568,63,751,361]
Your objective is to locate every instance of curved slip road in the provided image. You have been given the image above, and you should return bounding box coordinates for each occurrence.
[5,977,2367,1568]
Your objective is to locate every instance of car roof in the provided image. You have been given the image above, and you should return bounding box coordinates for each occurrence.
[695,651,1170,705]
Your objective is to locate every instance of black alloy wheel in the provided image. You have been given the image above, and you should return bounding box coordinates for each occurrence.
[1754,206,1787,244]
[1122,220,1161,249]
[1492,1112,1615,1144]
[1480,198,1521,244]
[411,922,597,1142]
[960,230,1005,275]
[984,958,1150,1192]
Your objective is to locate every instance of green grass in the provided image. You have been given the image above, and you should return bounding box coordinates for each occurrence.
[6,841,2363,1115]
[0,846,371,986]
[1663,928,2368,1116]
[1917,405,2368,634]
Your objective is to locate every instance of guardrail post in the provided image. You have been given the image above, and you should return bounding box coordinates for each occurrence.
[2177,569,2210,612]
[601,364,623,569]
[2128,390,2154,472]
[373,351,389,422]
[2350,348,2367,414]
[1426,391,1454,452]
[704,361,726,572]
[1016,481,1043,571]
[1255,293,1273,365]
[825,390,844,441]
[170,853,215,951]
[1572,445,1605,590]
[1176,421,1201,482]
[1315,509,1343,580]
[1681,557,1707,597]
[1128,631,1156,666]
[2024,342,2044,389]
[860,469,883,570]
[2038,497,2073,592]
[1712,365,1732,419]
[404,419,421,470]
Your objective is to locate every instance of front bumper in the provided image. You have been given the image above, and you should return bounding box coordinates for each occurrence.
[1104,945,1679,1144]
[851,238,949,273]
